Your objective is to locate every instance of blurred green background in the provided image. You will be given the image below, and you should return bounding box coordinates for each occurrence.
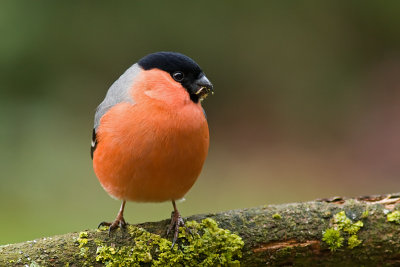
[1,1,400,245]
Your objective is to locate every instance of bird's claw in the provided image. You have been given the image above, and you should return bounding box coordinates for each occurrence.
[167,210,191,248]
[98,217,127,236]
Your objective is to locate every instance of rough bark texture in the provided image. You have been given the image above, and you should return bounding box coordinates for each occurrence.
[2,193,400,266]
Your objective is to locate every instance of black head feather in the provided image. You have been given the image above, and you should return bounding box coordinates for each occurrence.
[138,52,212,103]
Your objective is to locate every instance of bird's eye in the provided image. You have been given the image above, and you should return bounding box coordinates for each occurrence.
[172,71,184,82]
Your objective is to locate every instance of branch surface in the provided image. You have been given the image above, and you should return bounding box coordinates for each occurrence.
[2,193,400,266]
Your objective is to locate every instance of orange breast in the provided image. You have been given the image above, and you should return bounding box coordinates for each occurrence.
[93,69,209,202]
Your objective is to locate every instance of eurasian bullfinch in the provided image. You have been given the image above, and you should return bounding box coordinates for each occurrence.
[91,52,213,246]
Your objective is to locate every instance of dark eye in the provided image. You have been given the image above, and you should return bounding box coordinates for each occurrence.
[172,71,184,82]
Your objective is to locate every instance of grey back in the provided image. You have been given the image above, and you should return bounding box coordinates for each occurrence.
[94,63,141,131]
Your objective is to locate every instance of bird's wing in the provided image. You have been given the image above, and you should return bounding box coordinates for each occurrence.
[91,128,97,159]
[91,63,141,159]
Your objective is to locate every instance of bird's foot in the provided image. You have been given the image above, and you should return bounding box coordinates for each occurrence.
[167,210,191,248]
[98,215,127,235]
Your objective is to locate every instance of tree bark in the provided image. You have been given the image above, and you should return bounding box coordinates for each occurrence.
[2,193,400,266]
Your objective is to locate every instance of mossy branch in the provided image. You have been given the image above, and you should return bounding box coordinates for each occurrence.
[2,193,400,266]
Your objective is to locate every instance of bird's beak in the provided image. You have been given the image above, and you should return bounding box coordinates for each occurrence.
[193,75,213,101]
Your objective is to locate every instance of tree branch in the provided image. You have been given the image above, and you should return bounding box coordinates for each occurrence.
[2,193,400,266]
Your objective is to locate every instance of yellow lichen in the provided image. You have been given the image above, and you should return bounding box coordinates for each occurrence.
[96,245,152,267]
[77,232,89,248]
[76,231,90,260]
[79,232,88,238]
[95,218,244,266]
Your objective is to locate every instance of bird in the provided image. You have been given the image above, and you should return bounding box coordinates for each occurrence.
[91,51,213,246]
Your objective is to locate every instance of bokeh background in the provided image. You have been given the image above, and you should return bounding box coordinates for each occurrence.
[1,1,400,245]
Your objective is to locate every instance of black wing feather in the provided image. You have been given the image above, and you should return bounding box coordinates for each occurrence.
[91,128,97,159]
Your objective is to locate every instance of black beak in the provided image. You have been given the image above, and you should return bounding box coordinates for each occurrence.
[192,75,213,101]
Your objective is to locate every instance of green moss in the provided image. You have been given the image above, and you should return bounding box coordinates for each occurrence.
[387,211,400,224]
[322,211,364,251]
[332,211,363,234]
[343,220,363,235]
[322,228,343,251]
[347,235,362,249]
[361,209,369,219]
[95,218,244,266]
[333,211,352,230]
[272,213,282,220]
